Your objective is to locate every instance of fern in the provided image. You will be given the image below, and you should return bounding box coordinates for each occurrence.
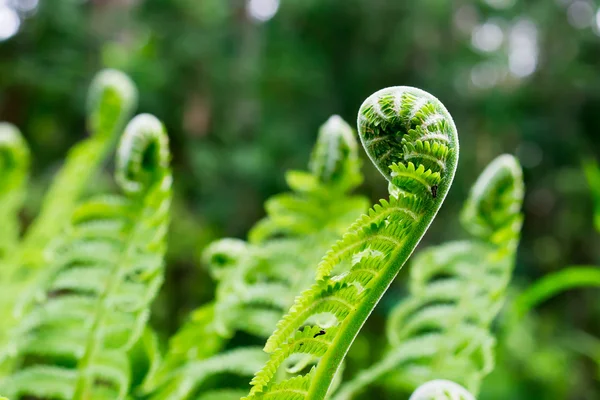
[244,86,460,400]
[142,115,368,400]
[409,380,475,400]
[0,123,29,262]
[0,69,137,376]
[333,154,524,398]
[0,114,172,400]
[209,115,367,338]
[583,158,600,232]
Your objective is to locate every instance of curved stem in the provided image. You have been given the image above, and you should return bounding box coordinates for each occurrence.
[512,266,600,320]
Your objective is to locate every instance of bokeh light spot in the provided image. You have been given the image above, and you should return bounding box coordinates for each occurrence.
[247,0,279,23]
[567,1,593,29]
[0,5,20,41]
[471,21,504,52]
[508,19,538,78]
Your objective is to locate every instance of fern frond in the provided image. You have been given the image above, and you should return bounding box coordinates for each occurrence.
[19,69,137,268]
[1,114,172,400]
[250,115,366,244]
[0,123,29,262]
[460,154,524,243]
[0,70,138,379]
[333,154,523,399]
[583,158,600,233]
[409,380,475,400]
[206,115,368,340]
[146,347,268,400]
[245,87,459,400]
[141,303,226,394]
[308,115,362,191]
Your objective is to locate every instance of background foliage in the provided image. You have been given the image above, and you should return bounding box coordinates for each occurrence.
[1,0,600,398]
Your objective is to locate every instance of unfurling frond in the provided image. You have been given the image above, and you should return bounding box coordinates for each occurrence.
[22,69,138,261]
[409,380,475,400]
[245,87,459,400]
[334,155,523,399]
[309,115,362,191]
[207,114,368,340]
[0,123,29,261]
[0,70,140,379]
[1,114,172,400]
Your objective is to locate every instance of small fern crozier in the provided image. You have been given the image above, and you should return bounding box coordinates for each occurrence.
[245,87,459,400]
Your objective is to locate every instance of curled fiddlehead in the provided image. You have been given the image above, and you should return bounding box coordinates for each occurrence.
[22,69,138,260]
[2,114,172,400]
[211,115,368,339]
[245,87,459,400]
[142,116,368,400]
[333,155,523,399]
[409,380,475,400]
[0,123,30,261]
[308,115,362,191]
[249,115,366,243]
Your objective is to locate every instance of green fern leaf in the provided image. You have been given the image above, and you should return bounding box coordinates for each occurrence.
[245,87,459,400]
[0,70,138,378]
[0,123,29,262]
[146,347,268,400]
[1,114,172,400]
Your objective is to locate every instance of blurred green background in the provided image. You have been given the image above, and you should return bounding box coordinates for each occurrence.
[1,0,600,398]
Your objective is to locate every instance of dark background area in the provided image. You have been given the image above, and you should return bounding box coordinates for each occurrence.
[1,0,600,398]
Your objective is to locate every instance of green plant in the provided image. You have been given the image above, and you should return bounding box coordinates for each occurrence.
[0,69,137,377]
[142,115,368,400]
[584,159,600,233]
[333,154,524,399]
[0,114,172,399]
[245,86,459,400]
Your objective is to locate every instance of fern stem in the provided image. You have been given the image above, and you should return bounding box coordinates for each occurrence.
[307,217,443,399]
[512,266,600,320]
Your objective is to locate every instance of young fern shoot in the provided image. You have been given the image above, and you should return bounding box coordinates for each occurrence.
[0,69,137,377]
[333,154,524,399]
[1,114,172,400]
[245,87,459,400]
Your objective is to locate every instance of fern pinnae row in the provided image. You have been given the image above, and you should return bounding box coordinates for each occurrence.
[245,87,459,400]
[2,114,173,400]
